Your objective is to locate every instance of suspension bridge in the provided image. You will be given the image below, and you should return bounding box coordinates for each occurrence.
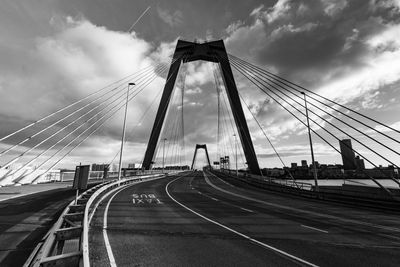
[1,40,400,267]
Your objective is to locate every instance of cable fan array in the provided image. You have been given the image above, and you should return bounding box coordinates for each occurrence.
[0,58,177,186]
[152,59,187,171]
[212,63,247,171]
[213,52,399,195]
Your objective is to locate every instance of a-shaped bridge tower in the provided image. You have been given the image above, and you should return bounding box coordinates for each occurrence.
[142,40,261,174]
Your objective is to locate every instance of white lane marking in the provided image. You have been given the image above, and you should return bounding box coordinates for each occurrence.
[101,175,170,267]
[205,172,400,233]
[197,188,255,213]
[90,185,130,224]
[103,186,127,267]
[166,176,318,267]
[216,176,235,187]
[241,207,254,213]
[301,225,329,234]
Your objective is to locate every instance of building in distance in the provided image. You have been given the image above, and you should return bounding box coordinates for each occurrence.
[339,139,356,170]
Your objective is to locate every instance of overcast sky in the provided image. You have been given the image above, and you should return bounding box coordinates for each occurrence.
[1,0,400,171]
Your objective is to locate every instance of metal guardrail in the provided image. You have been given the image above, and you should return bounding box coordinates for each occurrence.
[24,173,168,267]
[212,170,400,211]
[81,173,166,266]
[220,169,312,190]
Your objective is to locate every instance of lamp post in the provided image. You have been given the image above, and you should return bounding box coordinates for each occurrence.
[301,92,319,191]
[234,134,238,177]
[118,82,135,181]
[162,138,167,173]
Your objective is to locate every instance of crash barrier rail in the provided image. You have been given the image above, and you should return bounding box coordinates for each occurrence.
[81,173,169,266]
[24,172,171,267]
[220,169,312,190]
[210,170,400,212]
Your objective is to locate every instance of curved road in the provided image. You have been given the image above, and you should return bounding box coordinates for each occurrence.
[89,171,400,266]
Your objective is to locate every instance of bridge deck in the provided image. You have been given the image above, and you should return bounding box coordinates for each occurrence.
[0,182,74,202]
[89,171,400,266]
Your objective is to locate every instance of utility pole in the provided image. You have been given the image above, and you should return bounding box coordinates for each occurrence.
[118,83,134,182]
[301,92,319,192]
[162,138,167,173]
[234,134,238,177]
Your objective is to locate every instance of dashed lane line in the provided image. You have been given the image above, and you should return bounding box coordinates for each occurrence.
[204,171,400,234]
[101,174,186,267]
[166,175,319,267]
[240,207,254,213]
[301,224,329,234]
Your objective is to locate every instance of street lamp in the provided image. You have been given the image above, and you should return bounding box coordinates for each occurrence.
[234,133,238,177]
[117,82,135,181]
[301,92,319,191]
[162,138,167,173]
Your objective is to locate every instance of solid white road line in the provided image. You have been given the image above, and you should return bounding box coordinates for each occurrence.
[103,186,127,267]
[166,176,319,267]
[240,207,254,213]
[89,185,129,224]
[204,171,400,233]
[101,174,188,267]
[301,224,329,233]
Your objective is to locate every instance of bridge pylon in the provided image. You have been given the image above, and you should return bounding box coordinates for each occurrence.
[191,144,211,170]
[142,39,261,175]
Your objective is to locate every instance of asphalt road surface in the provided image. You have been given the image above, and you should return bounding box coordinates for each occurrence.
[90,171,400,266]
[0,187,77,267]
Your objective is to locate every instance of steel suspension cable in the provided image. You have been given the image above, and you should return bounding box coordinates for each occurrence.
[27,70,162,183]
[140,56,184,168]
[229,54,400,140]
[14,68,163,184]
[0,64,160,157]
[107,82,165,169]
[230,58,400,169]
[227,57,396,192]
[238,92,296,181]
[229,56,400,157]
[0,64,156,143]
[1,64,167,172]
[216,68,246,168]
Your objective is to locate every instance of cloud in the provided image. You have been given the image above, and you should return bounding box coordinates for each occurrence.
[374,121,400,133]
[0,16,177,171]
[156,6,183,27]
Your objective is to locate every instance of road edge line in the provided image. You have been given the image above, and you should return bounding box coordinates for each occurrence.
[165,174,319,267]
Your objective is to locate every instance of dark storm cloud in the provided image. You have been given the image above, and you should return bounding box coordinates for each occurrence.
[2,0,400,171]
[227,0,400,87]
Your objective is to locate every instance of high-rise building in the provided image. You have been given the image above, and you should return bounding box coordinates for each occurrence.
[291,163,298,168]
[355,155,365,170]
[301,160,308,167]
[339,139,356,170]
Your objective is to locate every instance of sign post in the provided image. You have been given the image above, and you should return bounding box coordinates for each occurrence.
[73,165,90,204]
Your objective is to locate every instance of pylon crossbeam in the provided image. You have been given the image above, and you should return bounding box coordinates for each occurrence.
[142,40,261,174]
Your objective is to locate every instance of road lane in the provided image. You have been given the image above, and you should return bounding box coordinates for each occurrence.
[90,171,400,266]
[199,171,400,266]
[90,172,301,266]
[0,187,78,267]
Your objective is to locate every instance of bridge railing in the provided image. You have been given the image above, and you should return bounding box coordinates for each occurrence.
[23,181,108,267]
[81,173,169,266]
[218,169,313,190]
[24,172,173,267]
